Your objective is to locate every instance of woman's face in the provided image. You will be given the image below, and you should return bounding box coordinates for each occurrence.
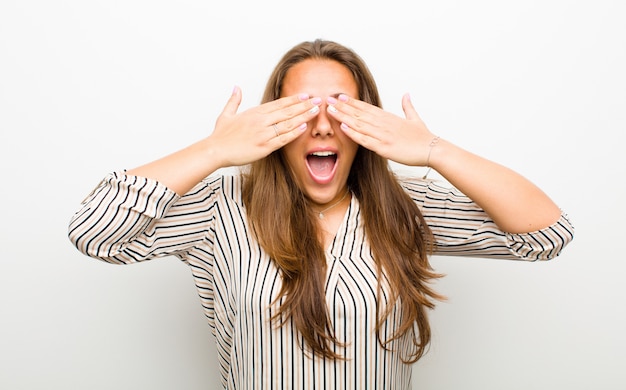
[280,59,360,207]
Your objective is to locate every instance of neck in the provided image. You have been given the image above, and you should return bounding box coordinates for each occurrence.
[314,189,350,220]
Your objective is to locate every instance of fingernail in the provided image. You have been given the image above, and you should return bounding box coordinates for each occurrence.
[340,123,349,131]
[299,123,307,131]
[328,105,338,113]
[299,93,310,101]
[338,94,348,102]
[309,105,320,114]
[311,97,322,105]
[232,85,239,95]
[327,96,338,105]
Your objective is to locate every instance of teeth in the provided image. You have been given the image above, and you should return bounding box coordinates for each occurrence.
[310,151,336,157]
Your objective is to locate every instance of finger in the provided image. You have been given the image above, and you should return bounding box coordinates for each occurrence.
[275,97,322,132]
[338,122,380,151]
[271,122,309,147]
[401,93,421,121]
[261,93,310,116]
[269,96,321,133]
[329,94,371,119]
[222,85,243,116]
[327,95,379,139]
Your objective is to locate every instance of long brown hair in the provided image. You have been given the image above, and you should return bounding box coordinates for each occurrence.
[242,39,444,363]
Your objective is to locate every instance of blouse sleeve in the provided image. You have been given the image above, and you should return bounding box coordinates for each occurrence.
[68,171,219,265]
[401,178,574,261]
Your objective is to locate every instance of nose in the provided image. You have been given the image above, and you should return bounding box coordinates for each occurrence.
[311,102,334,138]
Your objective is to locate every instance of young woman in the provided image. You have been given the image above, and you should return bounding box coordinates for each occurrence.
[68,39,574,389]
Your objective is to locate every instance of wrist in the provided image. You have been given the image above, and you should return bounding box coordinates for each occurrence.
[425,137,460,173]
[424,136,441,168]
[197,136,227,172]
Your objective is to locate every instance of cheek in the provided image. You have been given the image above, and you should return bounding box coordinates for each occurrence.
[340,146,359,174]
[341,136,360,160]
[281,143,303,170]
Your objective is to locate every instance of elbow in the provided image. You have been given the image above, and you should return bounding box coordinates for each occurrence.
[67,225,129,265]
[67,222,90,257]
[507,212,575,261]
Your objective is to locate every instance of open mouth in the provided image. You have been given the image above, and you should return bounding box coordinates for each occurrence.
[306,151,338,182]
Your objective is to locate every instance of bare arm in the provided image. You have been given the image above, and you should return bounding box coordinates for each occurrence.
[327,93,562,234]
[126,138,221,196]
[426,139,561,233]
[128,87,321,195]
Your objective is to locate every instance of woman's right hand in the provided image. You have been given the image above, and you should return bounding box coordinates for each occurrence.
[209,86,322,168]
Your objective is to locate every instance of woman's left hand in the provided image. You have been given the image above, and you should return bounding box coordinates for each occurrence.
[327,94,436,167]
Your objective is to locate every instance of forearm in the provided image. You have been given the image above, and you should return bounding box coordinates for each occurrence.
[127,137,222,196]
[428,138,562,234]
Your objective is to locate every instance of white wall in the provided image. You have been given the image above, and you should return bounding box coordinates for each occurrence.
[1,0,624,389]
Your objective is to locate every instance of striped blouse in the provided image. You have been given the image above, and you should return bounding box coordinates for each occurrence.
[68,172,574,389]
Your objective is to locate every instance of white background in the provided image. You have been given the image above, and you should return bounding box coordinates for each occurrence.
[1,0,625,389]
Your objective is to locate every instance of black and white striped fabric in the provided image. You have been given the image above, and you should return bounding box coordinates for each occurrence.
[68,172,574,389]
